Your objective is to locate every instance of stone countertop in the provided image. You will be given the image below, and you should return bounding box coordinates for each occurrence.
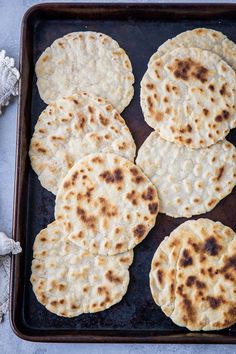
[0,0,235,353]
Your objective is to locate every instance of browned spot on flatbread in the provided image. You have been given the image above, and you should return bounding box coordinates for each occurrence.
[118,142,126,150]
[126,190,138,206]
[206,296,221,309]
[50,300,58,306]
[63,180,71,189]
[133,175,145,184]
[172,59,208,83]
[115,243,123,250]
[208,198,217,207]
[105,270,122,284]
[222,110,229,119]
[146,83,154,90]
[220,255,236,273]
[147,96,153,111]
[99,197,117,217]
[88,106,93,113]
[180,249,193,267]
[187,124,192,132]
[51,136,64,141]
[71,171,78,184]
[76,207,96,229]
[142,187,156,201]
[130,167,139,176]
[99,169,123,183]
[148,202,158,215]
[147,96,163,122]
[215,110,229,122]
[196,280,206,289]
[155,112,163,122]
[166,84,171,92]
[157,270,163,284]
[130,168,145,184]
[220,84,227,96]
[216,166,224,181]
[186,138,192,145]
[99,113,109,126]
[203,237,222,256]
[58,284,66,291]
[182,298,196,324]
[39,292,47,305]
[38,147,47,154]
[77,112,85,129]
[209,84,214,91]
[133,224,146,239]
[91,156,103,164]
[42,55,49,62]
[186,275,196,287]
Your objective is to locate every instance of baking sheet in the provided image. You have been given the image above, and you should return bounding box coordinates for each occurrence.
[10,3,236,343]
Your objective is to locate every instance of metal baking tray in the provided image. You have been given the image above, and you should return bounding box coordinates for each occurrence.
[10,2,236,343]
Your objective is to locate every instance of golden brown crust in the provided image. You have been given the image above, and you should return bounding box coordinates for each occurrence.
[141,47,236,148]
[29,92,136,194]
[31,221,133,317]
[55,153,159,255]
[150,219,236,331]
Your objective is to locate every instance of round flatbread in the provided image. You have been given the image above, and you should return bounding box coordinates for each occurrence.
[141,47,236,148]
[136,132,236,218]
[55,153,159,255]
[31,221,133,317]
[149,28,236,71]
[150,219,236,331]
[35,31,134,112]
[29,92,136,195]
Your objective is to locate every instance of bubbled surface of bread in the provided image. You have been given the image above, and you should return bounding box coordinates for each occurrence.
[31,221,133,317]
[29,92,136,195]
[149,28,236,71]
[141,47,236,148]
[136,132,236,217]
[35,31,134,112]
[55,153,159,255]
[150,219,236,331]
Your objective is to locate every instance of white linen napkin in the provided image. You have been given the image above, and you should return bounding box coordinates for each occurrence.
[0,49,19,114]
[0,49,20,321]
[0,232,21,322]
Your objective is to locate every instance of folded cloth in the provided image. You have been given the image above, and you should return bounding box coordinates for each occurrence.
[0,232,21,322]
[0,50,20,114]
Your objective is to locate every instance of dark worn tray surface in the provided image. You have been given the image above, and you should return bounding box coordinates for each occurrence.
[11,3,236,343]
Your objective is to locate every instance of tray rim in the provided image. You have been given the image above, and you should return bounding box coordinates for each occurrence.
[10,1,236,344]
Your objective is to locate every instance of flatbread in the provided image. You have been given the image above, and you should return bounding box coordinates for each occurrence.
[29,92,136,195]
[141,47,236,148]
[136,132,236,218]
[149,28,236,72]
[150,218,236,331]
[35,31,134,112]
[31,221,133,317]
[55,153,159,255]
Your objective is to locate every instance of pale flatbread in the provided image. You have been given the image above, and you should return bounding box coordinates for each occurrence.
[55,153,159,255]
[36,31,134,112]
[29,92,136,195]
[31,221,133,317]
[149,28,236,72]
[141,47,236,148]
[150,218,236,331]
[136,132,236,218]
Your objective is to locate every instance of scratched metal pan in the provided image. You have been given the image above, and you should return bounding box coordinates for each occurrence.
[10,2,236,343]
